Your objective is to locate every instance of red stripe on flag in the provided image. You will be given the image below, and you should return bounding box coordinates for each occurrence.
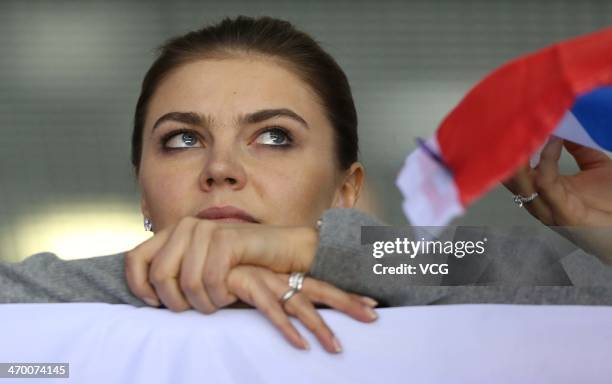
[435,28,612,206]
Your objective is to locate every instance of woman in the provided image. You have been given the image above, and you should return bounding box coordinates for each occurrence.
[2,16,612,354]
[1,15,385,354]
[123,15,382,353]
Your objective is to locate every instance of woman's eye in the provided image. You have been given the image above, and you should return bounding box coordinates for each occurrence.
[255,128,292,146]
[164,131,202,149]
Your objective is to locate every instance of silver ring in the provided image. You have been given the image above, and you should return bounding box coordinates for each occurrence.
[513,192,538,207]
[279,272,306,305]
[288,272,305,291]
[280,288,298,304]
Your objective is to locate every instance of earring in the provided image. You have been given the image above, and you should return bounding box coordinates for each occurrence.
[144,218,153,232]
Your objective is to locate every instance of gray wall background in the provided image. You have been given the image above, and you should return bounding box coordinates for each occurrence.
[1,0,611,260]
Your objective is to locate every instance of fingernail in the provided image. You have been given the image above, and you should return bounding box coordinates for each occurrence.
[546,136,562,146]
[365,306,378,321]
[143,297,159,307]
[301,336,310,350]
[332,336,342,353]
[359,296,378,307]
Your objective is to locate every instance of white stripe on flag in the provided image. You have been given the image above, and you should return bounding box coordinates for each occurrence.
[395,136,464,229]
[530,110,608,168]
[554,110,603,150]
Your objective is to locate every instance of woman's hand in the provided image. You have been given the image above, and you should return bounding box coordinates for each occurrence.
[125,216,379,352]
[227,265,378,353]
[126,216,318,311]
[503,137,612,262]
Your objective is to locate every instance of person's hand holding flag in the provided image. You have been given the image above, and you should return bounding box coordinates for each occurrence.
[503,137,612,263]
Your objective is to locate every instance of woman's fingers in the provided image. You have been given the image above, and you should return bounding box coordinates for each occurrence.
[125,227,172,307]
[502,164,532,193]
[503,138,606,227]
[202,225,241,308]
[231,266,379,353]
[503,164,554,225]
[262,271,354,354]
[564,140,610,170]
[228,267,309,350]
[536,137,563,190]
[149,217,198,312]
[179,221,219,314]
[228,266,352,353]
[283,292,341,353]
[534,137,574,222]
[298,277,379,324]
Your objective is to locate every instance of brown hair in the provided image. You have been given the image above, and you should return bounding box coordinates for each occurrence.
[131,15,359,174]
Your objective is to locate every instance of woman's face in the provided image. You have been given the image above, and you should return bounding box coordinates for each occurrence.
[138,55,363,231]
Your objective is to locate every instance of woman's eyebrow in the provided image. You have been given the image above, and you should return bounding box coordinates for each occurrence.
[240,108,309,129]
[152,111,211,132]
[151,108,309,133]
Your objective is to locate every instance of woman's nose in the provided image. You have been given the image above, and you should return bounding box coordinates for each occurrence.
[199,147,247,191]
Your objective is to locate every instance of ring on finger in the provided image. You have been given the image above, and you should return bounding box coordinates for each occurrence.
[279,272,306,305]
[288,272,305,291]
[280,287,298,304]
[513,192,539,207]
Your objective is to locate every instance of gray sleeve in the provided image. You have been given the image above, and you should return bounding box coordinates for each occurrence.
[308,208,612,307]
[308,208,389,297]
[0,252,144,306]
[309,207,454,305]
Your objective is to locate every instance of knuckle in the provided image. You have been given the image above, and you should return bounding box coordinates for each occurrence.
[285,296,308,316]
[127,282,145,297]
[534,175,550,190]
[179,215,198,226]
[207,290,224,307]
[331,296,352,312]
[195,219,216,236]
[124,249,140,265]
[304,316,327,335]
[179,277,201,295]
[303,280,330,302]
[202,268,220,286]
[175,216,198,233]
[211,227,236,243]
[149,270,168,286]
[282,302,296,316]
[260,301,279,319]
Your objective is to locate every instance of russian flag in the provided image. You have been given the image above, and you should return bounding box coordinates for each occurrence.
[547,87,612,154]
[396,28,612,227]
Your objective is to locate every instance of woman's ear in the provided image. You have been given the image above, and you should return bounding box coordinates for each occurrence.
[332,162,365,208]
[140,195,151,220]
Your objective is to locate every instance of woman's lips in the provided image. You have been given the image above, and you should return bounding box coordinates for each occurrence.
[209,217,252,223]
[196,206,259,223]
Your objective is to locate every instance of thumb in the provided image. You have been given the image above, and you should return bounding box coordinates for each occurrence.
[563,140,610,171]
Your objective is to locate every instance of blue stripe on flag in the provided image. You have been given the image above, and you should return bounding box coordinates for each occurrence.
[571,87,612,151]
